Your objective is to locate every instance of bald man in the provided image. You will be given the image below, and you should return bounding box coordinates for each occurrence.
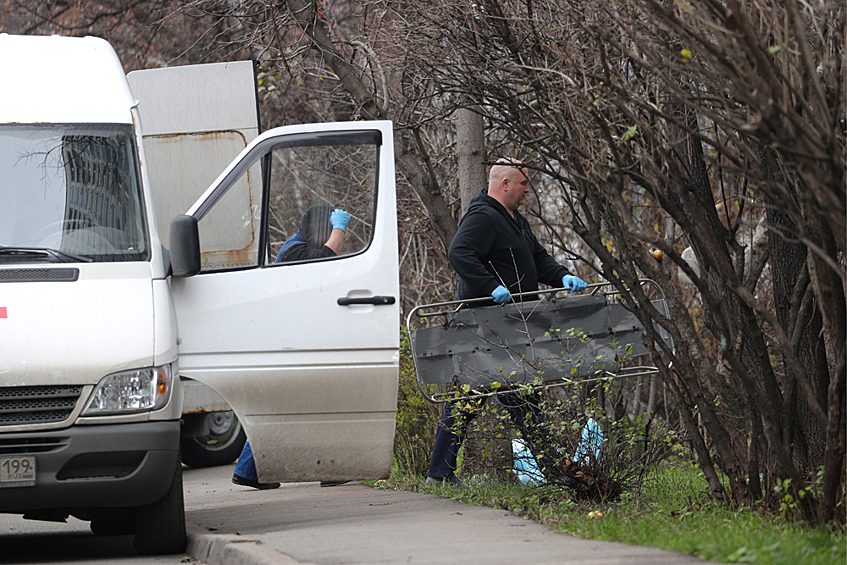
[449,159,586,306]
[426,159,586,486]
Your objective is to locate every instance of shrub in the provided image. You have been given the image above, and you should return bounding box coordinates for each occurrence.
[393,327,441,477]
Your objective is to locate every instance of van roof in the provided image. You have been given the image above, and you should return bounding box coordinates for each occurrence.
[0,34,135,125]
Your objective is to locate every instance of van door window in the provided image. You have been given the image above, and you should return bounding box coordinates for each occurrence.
[195,156,262,272]
[267,143,376,264]
[194,136,378,273]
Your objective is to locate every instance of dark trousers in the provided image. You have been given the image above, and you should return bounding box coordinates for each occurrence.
[427,391,559,479]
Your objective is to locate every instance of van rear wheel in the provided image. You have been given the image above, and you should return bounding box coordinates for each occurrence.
[133,456,187,555]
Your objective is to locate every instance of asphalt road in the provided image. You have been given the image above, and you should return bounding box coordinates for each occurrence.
[0,464,705,565]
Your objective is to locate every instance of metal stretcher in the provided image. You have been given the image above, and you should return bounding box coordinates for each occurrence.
[407,281,673,403]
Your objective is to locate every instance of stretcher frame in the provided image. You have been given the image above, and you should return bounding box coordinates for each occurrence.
[406,280,673,403]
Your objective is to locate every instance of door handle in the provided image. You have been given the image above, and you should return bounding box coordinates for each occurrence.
[337,295,396,306]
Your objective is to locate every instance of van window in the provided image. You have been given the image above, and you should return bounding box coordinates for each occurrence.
[195,137,377,272]
[0,124,149,263]
[268,143,376,264]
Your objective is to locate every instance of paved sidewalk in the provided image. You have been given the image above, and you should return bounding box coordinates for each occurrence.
[183,468,705,565]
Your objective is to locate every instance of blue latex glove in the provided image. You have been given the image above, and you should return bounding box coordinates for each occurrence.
[491,285,511,304]
[330,209,350,231]
[573,417,604,463]
[562,274,587,293]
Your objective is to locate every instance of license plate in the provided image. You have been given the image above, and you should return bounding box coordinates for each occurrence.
[0,455,36,487]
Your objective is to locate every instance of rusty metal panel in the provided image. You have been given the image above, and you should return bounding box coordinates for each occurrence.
[126,61,261,266]
[140,131,260,265]
[181,378,232,413]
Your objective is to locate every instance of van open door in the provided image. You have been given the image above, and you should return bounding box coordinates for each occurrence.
[170,121,399,483]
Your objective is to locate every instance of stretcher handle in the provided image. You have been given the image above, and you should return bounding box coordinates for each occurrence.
[407,282,605,322]
[408,279,663,323]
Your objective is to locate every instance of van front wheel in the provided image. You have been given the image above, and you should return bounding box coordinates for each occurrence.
[181,412,246,468]
[133,456,187,555]
[90,509,135,536]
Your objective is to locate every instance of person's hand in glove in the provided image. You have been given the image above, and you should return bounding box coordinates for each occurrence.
[562,274,587,293]
[491,285,511,304]
[330,209,350,232]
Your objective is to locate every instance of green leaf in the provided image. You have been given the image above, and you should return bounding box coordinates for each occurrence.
[620,125,638,143]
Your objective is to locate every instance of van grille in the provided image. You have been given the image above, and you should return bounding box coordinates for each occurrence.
[0,386,83,426]
[0,436,70,455]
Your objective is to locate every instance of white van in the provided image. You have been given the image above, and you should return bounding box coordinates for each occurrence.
[0,34,400,554]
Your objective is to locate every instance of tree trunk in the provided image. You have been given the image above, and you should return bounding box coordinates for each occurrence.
[456,106,486,212]
[761,147,830,474]
[663,100,754,503]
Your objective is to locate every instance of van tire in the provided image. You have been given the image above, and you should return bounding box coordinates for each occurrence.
[133,456,187,555]
[181,413,246,468]
[90,510,135,536]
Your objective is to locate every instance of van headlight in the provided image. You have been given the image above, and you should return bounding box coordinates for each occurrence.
[82,365,172,415]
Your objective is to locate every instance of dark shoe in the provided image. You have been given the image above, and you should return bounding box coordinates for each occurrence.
[232,473,280,490]
[551,474,577,488]
[320,480,350,487]
[425,475,464,488]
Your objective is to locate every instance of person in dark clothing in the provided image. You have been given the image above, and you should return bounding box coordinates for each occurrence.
[426,159,587,487]
[232,203,350,490]
[275,203,349,262]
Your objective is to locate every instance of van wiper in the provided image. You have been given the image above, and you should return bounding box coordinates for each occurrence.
[0,245,93,263]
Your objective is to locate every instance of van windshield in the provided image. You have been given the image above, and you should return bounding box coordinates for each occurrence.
[0,124,149,263]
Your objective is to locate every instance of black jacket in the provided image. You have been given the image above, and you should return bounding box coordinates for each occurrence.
[281,243,336,262]
[448,189,570,303]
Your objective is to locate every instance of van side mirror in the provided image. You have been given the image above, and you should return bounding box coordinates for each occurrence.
[170,215,201,277]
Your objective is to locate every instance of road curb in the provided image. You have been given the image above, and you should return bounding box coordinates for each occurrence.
[187,523,314,565]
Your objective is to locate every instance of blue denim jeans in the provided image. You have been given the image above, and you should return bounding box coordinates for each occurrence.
[234,440,257,480]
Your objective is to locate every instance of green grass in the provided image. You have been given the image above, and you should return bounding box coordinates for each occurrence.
[375,462,845,565]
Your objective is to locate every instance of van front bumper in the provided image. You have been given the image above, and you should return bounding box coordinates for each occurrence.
[0,420,180,513]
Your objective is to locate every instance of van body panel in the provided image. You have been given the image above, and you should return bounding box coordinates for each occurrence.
[0,35,135,125]
[152,278,180,365]
[127,61,259,136]
[0,263,155,386]
[127,61,260,254]
[133,107,168,282]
